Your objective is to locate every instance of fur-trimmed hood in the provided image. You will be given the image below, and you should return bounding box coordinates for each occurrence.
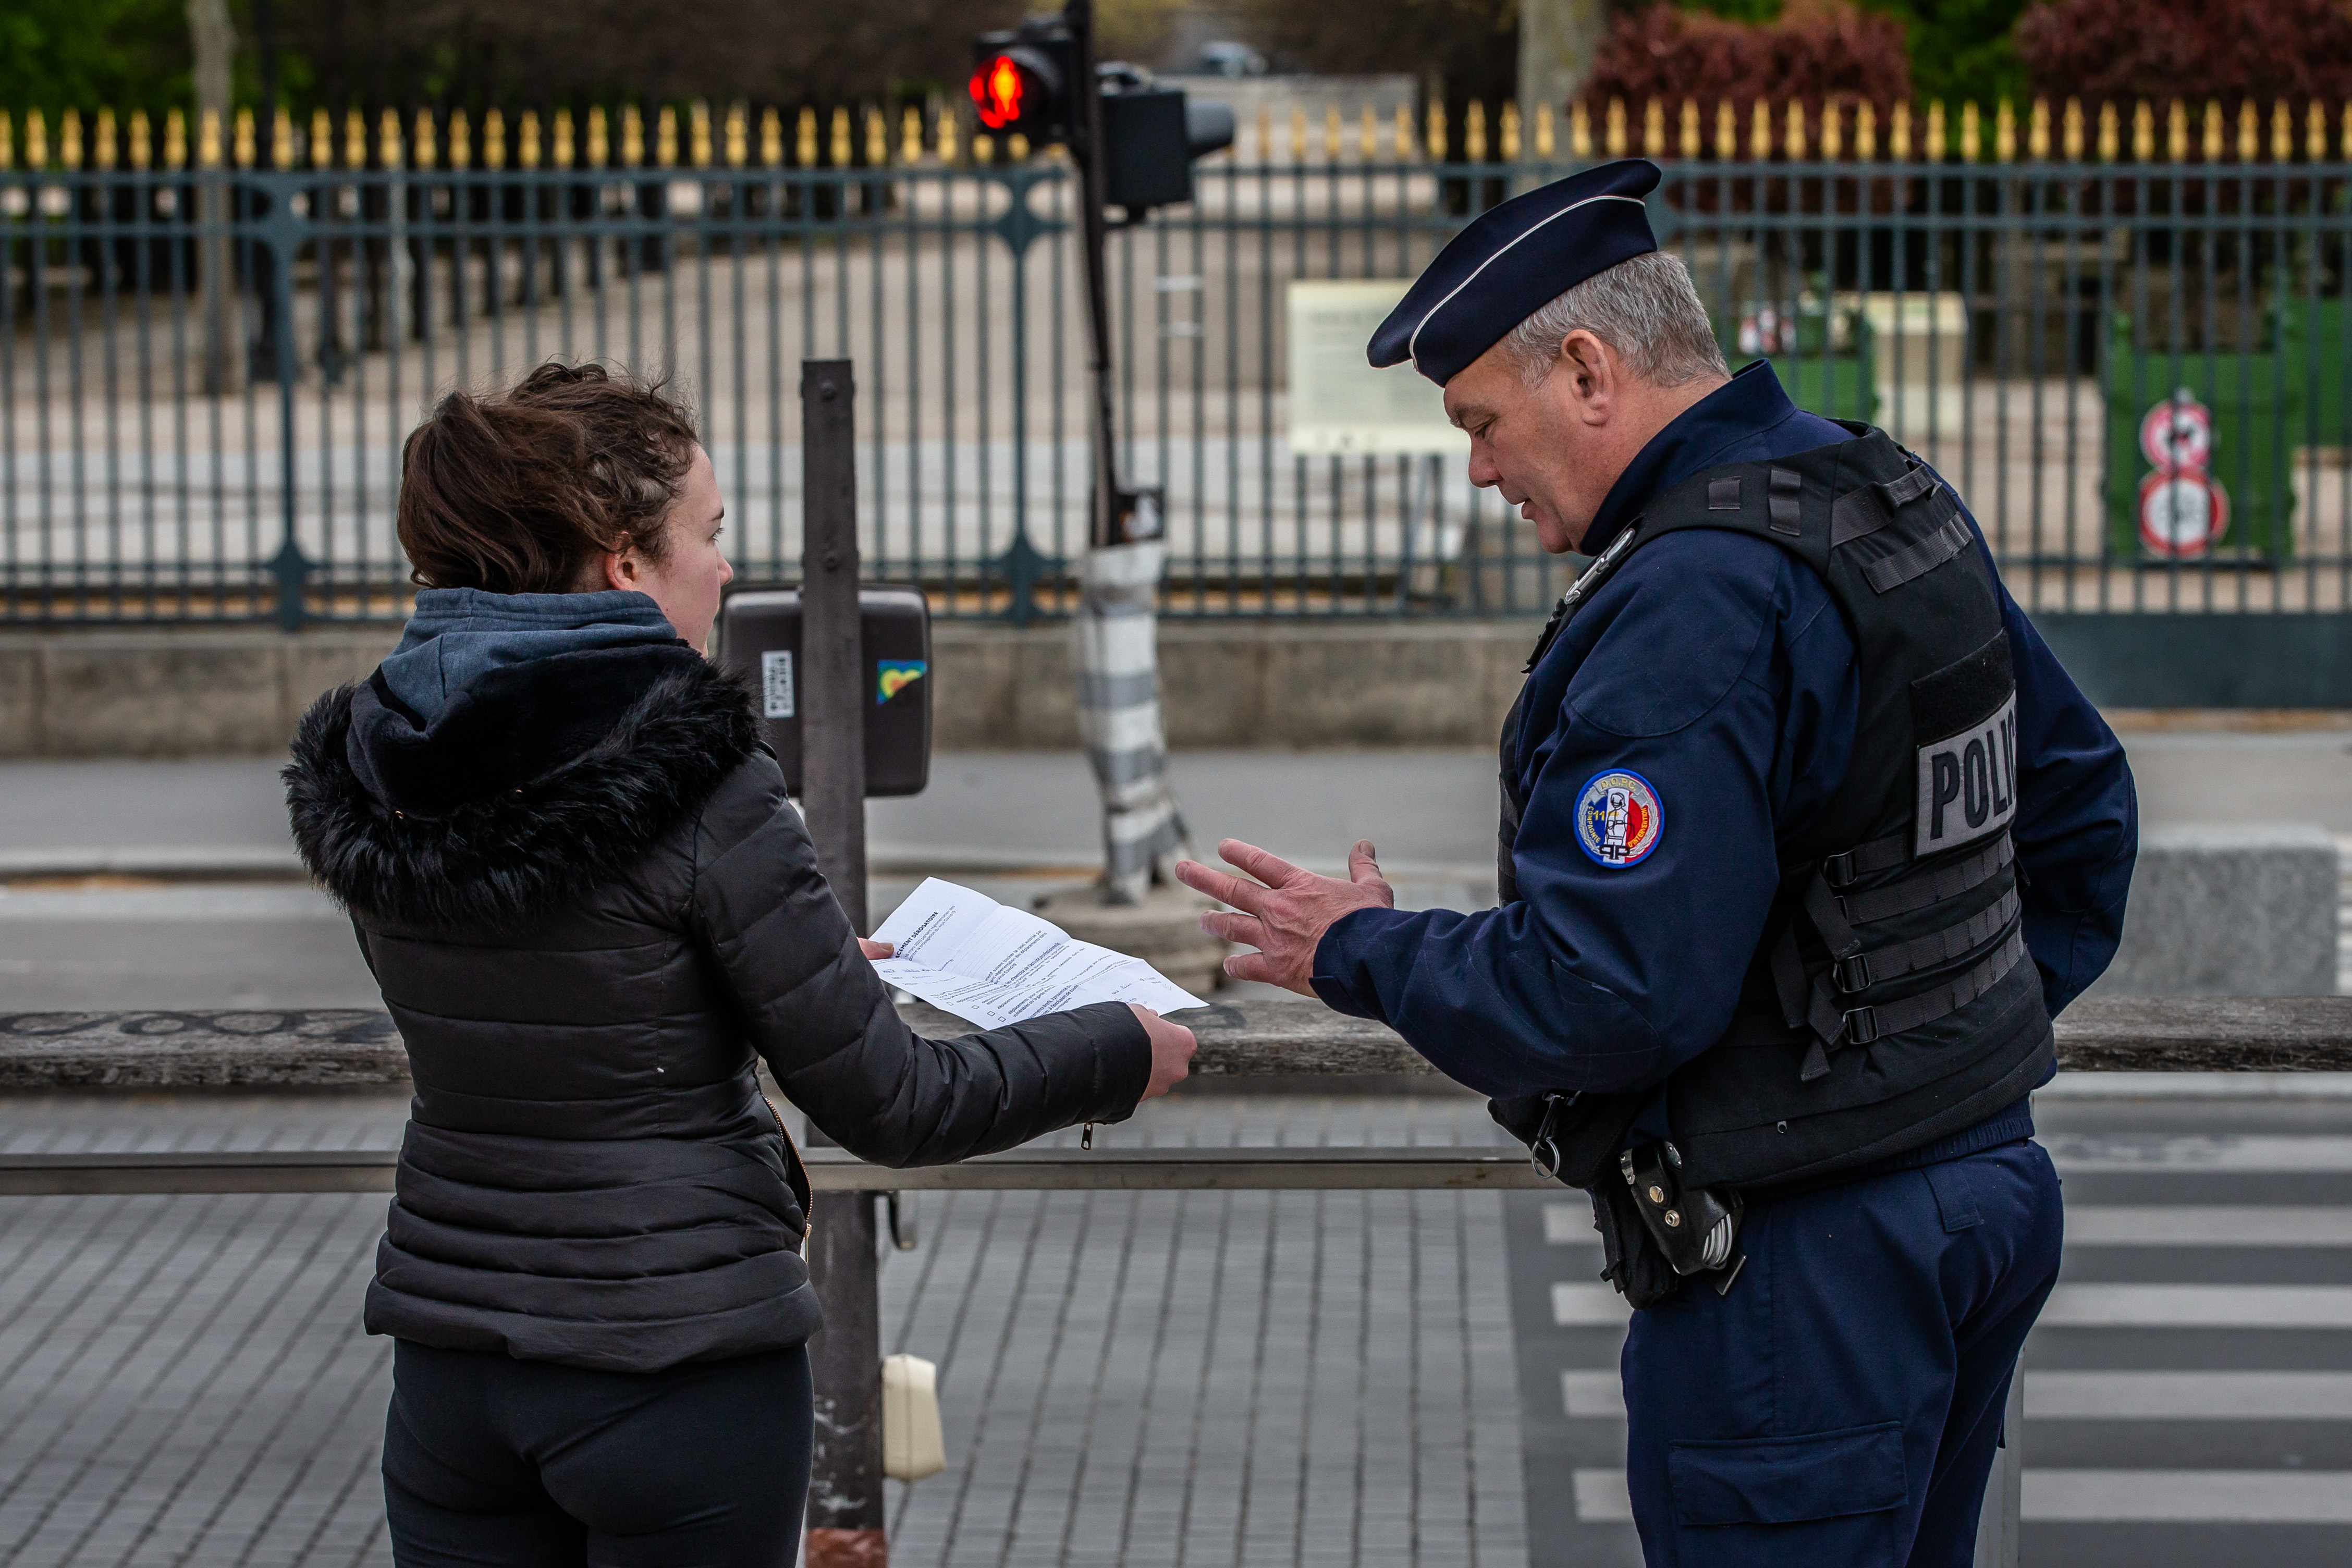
[285,644,760,930]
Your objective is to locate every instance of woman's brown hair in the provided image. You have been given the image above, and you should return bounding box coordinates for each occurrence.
[398,362,701,594]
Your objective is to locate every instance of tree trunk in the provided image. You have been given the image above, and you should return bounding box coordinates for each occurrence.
[187,0,241,397]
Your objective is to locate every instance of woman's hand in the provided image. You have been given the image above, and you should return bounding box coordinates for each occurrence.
[859,939,895,961]
[1130,1005,1197,1100]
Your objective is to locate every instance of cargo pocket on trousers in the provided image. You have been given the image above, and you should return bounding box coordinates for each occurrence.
[1668,1420,1908,1568]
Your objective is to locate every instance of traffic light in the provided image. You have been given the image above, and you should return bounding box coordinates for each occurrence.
[969,21,1077,145]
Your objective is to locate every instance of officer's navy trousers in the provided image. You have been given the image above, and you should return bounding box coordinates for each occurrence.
[1621,1139,2064,1567]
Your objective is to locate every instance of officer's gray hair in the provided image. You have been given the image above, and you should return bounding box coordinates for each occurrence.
[1502,251,1729,390]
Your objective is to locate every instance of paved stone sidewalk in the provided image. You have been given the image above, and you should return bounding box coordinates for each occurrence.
[0,1092,1527,1568]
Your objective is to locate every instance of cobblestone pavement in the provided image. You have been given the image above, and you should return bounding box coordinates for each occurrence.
[0,1091,1527,1568]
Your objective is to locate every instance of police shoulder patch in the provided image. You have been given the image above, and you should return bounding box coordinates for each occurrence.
[1574,768,1664,868]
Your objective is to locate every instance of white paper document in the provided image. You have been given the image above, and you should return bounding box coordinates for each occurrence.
[869,878,1206,1030]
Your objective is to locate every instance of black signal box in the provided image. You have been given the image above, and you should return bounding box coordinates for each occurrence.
[718,586,933,798]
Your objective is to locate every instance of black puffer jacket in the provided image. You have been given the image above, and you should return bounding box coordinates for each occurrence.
[286,641,1150,1373]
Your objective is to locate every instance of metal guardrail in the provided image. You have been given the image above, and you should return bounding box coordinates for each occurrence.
[9,116,2352,624]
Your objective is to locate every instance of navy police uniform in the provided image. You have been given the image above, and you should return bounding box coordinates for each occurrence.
[1313,162,2136,1566]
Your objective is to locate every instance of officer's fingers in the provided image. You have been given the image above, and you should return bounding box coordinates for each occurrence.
[1347,839,1382,884]
[1174,859,1269,914]
[1197,909,1263,946]
[1220,949,1291,987]
[1219,838,1308,887]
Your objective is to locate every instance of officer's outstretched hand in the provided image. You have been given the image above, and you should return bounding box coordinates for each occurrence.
[1174,838,1394,995]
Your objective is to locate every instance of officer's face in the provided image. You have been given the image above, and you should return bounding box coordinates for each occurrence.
[1444,333,1640,555]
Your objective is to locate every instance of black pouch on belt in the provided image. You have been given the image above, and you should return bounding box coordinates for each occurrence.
[1621,1141,1746,1295]
[1492,1091,1682,1308]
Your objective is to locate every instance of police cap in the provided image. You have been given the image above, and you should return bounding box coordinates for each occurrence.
[1368,159,1662,386]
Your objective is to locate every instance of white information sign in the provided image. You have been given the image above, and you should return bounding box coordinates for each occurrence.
[1285,280,1469,456]
[869,878,1205,1031]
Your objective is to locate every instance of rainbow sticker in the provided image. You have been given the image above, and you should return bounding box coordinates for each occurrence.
[1574,769,1663,869]
[877,660,928,704]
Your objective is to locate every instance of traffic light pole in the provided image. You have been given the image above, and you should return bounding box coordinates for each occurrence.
[1064,0,1122,551]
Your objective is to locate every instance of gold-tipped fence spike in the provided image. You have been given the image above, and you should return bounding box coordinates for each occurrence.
[1007,131,1030,161]
[1959,102,1978,163]
[2341,103,2352,169]
[521,111,542,170]
[828,106,849,167]
[1290,105,1307,162]
[165,109,186,170]
[1785,100,1805,160]
[1395,103,1415,159]
[1927,101,1946,161]
[2202,99,2222,162]
[866,105,886,167]
[1535,102,1555,159]
[272,107,291,168]
[726,104,747,169]
[2063,98,2084,161]
[1892,102,1912,161]
[307,107,328,169]
[2310,100,2328,163]
[1571,102,1592,160]
[2097,101,2117,163]
[1428,101,1447,161]
[1750,99,1770,160]
[1606,97,1627,158]
[1716,100,1736,160]
[384,109,406,171]
[2026,100,2044,161]
[62,109,81,172]
[130,109,151,170]
[233,107,255,169]
[654,105,676,168]
[96,108,117,170]
[486,108,507,170]
[0,111,11,172]
[1821,101,1841,161]
[1325,104,1341,161]
[1467,100,1487,162]
[1857,100,1877,161]
[2164,100,2186,161]
[588,107,609,168]
[1676,99,1697,160]
[1502,101,1522,161]
[901,105,922,165]
[1638,96,1659,157]
[2273,99,2291,162]
[2135,101,2154,162]
[451,109,473,171]
[28,108,48,170]
[760,107,782,167]
[937,107,959,165]
[1361,104,1378,160]
[624,105,645,168]
[795,107,816,167]
[1996,100,2015,163]
[2236,99,2256,163]
[693,101,713,169]
[555,108,575,170]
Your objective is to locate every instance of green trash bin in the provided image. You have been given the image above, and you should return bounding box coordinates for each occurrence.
[1722,302,1877,426]
[2105,312,2298,561]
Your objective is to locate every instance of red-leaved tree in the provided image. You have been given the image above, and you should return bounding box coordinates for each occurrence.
[2014,0,2352,106]
[1579,0,1913,118]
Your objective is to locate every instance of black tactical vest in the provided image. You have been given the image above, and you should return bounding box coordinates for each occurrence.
[1498,426,2055,1196]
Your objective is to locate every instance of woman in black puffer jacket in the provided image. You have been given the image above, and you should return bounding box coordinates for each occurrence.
[286,363,1193,1568]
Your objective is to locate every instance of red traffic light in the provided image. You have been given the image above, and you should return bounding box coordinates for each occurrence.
[970,54,1028,131]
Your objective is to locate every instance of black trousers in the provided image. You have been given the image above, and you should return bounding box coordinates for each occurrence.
[383,1339,814,1568]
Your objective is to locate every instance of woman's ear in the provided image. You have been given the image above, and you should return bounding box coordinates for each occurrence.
[602,549,636,592]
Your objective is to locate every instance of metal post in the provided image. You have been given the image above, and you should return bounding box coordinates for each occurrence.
[1971,1357,2024,1568]
[798,357,886,1568]
[1063,0,1121,550]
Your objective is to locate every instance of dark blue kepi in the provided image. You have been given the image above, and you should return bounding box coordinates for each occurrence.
[1368,159,1662,386]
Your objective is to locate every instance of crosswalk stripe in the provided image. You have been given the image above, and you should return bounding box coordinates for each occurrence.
[2044,1135,2352,1172]
[1560,1282,2352,1328]
[2027,1371,2352,1419]
[2063,1206,2352,1246]
[1571,1468,2352,1524]
[1564,1370,2352,1422]
[1550,1202,2352,1247]
[2039,1284,2352,1329]
[2022,1470,2352,1523]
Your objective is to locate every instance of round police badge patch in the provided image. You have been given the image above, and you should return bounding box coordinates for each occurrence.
[1574,769,1663,868]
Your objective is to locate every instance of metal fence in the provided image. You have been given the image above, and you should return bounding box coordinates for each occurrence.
[6,97,2352,626]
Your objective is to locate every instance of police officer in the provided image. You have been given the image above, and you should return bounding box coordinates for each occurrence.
[1174,159,2136,1566]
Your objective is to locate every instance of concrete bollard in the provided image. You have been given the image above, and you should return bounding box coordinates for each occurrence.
[2086,824,2341,998]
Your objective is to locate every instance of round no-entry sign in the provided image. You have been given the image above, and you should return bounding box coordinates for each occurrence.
[2137,468,2230,557]
[2139,393,2214,473]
